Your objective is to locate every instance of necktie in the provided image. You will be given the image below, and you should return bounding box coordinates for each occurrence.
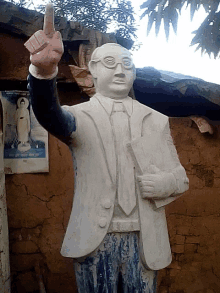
[111,101,136,216]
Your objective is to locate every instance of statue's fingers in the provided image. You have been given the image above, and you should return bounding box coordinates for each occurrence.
[141,186,154,193]
[54,31,62,42]
[43,3,55,38]
[53,31,64,54]
[24,39,36,54]
[141,181,155,187]
[34,30,48,46]
[30,50,44,65]
[24,31,48,54]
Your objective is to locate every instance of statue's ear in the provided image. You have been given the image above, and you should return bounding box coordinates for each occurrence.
[88,61,97,78]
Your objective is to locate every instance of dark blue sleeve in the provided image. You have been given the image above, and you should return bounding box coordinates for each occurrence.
[27,74,76,144]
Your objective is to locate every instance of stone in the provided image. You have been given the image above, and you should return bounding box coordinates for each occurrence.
[185,236,200,244]
[172,245,185,254]
[176,226,190,236]
[175,235,185,245]
[185,244,198,253]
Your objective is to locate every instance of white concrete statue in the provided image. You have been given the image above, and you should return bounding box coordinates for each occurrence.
[25,4,189,292]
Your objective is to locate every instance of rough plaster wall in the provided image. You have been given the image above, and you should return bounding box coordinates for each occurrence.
[157,118,220,293]
[7,135,77,292]
[5,116,220,293]
[0,32,76,81]
[2,29,220,293]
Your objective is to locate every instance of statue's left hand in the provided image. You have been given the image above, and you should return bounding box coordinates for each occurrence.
[137,165,177,199]
[24,3,64,79]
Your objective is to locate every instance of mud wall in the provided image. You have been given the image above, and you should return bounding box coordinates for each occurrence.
[157,118,220,293]
[2,29,220,293]
[5,117,220,293]
[7,135,77,292]
[0,30,84,292]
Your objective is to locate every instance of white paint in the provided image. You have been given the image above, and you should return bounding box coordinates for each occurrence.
[61,43,189,270]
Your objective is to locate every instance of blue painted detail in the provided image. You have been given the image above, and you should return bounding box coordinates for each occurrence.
[4,146,45,159]
[64,109,77,133]
[27,74,76,141]
[74,233,158,293]
[75,256,96,293]
[73,116,76,132]
[153,272,158,292]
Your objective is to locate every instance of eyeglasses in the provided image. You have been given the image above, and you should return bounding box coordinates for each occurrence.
[90,55,134,70]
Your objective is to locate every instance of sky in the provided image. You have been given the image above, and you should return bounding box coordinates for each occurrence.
[130,1,220,85]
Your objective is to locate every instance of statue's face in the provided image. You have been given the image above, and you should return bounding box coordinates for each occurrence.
[91,45,136,99]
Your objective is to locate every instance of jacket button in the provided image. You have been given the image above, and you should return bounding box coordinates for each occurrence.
[99,217,107,228]
[102,199,111,209]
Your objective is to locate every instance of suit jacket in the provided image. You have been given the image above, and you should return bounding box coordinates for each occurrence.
[60,94,189,270]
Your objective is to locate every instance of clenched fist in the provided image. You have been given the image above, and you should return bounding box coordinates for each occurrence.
[137,165,177,199]
[24,3,64,79]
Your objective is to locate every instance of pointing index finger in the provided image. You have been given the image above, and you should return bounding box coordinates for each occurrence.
[43,3,55,38]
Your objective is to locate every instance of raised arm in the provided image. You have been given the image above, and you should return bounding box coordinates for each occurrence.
[25,3,76,143]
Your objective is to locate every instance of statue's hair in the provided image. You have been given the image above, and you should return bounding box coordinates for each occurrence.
[90,43,130,61]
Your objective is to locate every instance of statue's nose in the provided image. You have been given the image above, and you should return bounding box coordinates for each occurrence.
[114,63,125,77]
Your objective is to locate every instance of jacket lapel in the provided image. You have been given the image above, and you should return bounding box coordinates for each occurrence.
[82,96,116,185]
[81,97,152,184]
[130,100,152,141]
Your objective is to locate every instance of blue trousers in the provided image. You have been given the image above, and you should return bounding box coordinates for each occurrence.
[74,232,158,293]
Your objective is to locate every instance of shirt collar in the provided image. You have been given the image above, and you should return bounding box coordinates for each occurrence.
[95,93,133,117]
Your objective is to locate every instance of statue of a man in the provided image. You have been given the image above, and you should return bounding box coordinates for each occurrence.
[25,4,189,292]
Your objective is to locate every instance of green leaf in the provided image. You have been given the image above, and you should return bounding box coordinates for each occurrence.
[163,6,170,40]
[190,0,197,21]
[201,47,205,56]
[174,0,184,14]
[147,10,156,35]
[190,33,201,46]
[194,43,202,52]
[164,19,170,40]
[140,0,153,9]
[202,2,210,13]
[155,11,162,36]
[141,9,150,19]
[170,8,178,34]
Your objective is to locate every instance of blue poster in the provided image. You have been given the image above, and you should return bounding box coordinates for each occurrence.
[0,91,49,174]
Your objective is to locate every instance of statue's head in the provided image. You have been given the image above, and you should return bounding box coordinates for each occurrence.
[17,97,29,108]
[88,43,136,99]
